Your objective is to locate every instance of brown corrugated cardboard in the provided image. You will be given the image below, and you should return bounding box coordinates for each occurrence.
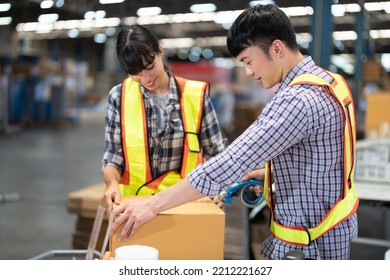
[365,92,390,137]
[110,196,225,260]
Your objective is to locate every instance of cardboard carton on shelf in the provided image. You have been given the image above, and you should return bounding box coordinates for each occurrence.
[110,196,225,260]
[365,92,390,138]
[363,59,386,83]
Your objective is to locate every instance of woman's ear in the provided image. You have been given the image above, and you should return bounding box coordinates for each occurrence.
[159,44,164,55]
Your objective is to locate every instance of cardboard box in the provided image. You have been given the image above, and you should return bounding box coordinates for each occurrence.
[364,59,385,83]
[110,197,225,260]
[365,92,390,137]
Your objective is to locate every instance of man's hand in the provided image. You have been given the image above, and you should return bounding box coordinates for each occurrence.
[212,194,224,208]
[213,168,266,208]
[109,197,158,242]
[241,168,266,182]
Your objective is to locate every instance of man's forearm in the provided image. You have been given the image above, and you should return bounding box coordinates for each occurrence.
[151,178,205,214]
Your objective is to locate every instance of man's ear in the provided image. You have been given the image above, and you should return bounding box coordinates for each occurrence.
[271,39,285,58]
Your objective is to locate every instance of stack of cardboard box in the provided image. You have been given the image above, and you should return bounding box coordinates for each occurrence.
[67,183,108,250]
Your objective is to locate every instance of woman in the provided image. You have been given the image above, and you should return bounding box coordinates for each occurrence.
[101,25,225,215]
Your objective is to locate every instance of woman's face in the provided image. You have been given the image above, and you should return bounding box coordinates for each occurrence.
[129,49,168,93]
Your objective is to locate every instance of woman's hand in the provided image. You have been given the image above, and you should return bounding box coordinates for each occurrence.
[101,182,121,217]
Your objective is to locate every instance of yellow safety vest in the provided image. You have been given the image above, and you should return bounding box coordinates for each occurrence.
[119,76,207,195]
[263,72,359,246]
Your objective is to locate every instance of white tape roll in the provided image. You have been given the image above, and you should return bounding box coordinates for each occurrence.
[115,245,159,260]
[385,249,390,260]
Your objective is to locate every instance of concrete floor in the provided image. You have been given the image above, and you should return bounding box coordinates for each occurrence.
[0,118,106,260]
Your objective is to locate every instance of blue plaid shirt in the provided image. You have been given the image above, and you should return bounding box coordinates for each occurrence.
[102,70,225,178]
[188,56,358,260]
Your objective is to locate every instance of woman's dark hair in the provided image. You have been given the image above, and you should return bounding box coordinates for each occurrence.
[227,4,299,58]
[116,25,161,75]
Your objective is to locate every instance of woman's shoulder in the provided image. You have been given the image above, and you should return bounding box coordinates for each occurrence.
[108,83,122,96]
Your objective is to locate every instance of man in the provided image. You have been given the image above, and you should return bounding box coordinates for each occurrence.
[109,4,359,260]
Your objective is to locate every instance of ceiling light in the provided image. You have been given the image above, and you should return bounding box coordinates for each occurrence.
[84,11,95,20]
[40,0,54,9]
[99,0,124,4]
[0,16,12,25]
[281,6,314,17]
[213,58,236,69]
[370,29,390,39]
[345,3,361,13]
[38,13,59,23]
[364,2,390,12]
[384,2,390,13]
[177,49,189,60]
[214,11,241,24]
[364,2,381,12]
[16,22,38,32]
[136,14,169,25]
[56,0,64,8]
[105,27,116,36]
[381,54,390,71]
[332,5,346,17]
[202,49,214,59]
[330,55,354,74]
[95,10,106,19]
[137,7,162,17]
[188,51,200,62]
[249,0,275,7]
[0,3,11,12]
[36,23,53,34]
[94,33,107,43]
[333,31,357,41]
[63,20,80,29]
[160,38,194,48]
[190,3,217,13]
[170,12,214,23]
[84,10,106,20]
[67,29,79,38]
[125,9,244,25]
[79,20,93,30]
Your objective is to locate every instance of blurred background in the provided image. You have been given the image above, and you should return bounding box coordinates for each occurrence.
[1,0,390,260]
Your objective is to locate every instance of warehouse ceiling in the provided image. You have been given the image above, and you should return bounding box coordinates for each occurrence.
[1,0,390,57]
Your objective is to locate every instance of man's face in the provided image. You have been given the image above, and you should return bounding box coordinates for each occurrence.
[236,45,281,89]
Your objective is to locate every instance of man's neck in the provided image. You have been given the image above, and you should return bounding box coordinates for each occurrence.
[281,51,306,81]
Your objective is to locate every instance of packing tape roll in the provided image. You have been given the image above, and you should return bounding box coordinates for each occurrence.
[115,245,159,260]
